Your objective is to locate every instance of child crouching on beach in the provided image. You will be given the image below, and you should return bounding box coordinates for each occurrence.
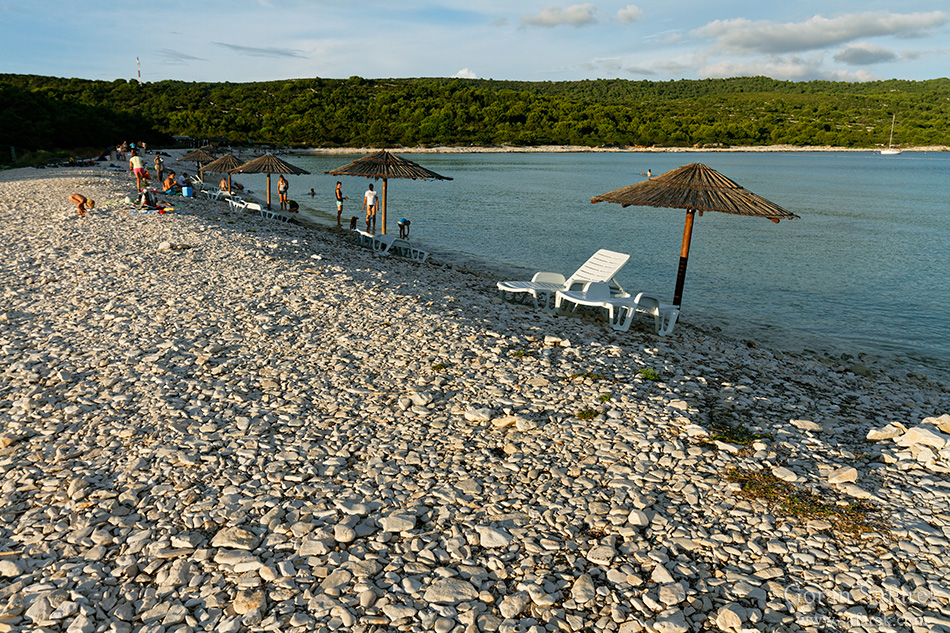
[69,194,95,216]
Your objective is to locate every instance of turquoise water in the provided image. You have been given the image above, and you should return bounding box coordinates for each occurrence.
[235,151,950,378]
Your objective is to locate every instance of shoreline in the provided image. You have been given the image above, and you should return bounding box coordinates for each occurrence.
[1,163,949,632]
[138,148,950,383]
[291,198,949,386]
[265,147,950,386]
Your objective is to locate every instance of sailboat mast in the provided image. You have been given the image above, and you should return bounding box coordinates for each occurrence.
[888,113,896,149]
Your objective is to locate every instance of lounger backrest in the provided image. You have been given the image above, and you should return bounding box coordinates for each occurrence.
[581,281,613,301]
[565,249,630,286]
[634,293,660,315]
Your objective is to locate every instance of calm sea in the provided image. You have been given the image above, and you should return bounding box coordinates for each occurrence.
[234,151,950,380]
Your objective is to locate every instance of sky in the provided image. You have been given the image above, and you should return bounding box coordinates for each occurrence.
[2,1,948,84]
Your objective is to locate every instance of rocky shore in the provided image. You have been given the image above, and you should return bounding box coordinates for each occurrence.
[0,164,948,633]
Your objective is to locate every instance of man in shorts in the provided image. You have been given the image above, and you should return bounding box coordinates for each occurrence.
[163,171,178,193]
[362,184,378,233]
[335,181,348,228]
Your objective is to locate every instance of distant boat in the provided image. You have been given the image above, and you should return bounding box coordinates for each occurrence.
[881,114,902,155]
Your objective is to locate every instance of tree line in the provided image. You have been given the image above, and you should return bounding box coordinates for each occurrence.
[2,73,949,163]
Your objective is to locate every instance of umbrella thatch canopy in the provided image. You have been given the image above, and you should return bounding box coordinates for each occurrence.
[201,153,243,193]
[232,153,310,209]
[328,150,452,234]
[591,163,798,307]
[178,148,216,162]
[177,148,216,181]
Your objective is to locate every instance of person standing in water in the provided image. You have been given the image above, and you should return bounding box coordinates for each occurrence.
[335,181,349,229]
[362,183,378,233]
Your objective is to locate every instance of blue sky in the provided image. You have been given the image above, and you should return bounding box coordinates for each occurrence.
[2,1,947,83]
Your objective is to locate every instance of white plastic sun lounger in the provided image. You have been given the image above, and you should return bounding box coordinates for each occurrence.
[360,233,430,263]
[556,284,679,336]
[497,249,630,311]
[370,234,404,254]
[352,230,375,248]
[260,207,294,223]
[629,293,679,336]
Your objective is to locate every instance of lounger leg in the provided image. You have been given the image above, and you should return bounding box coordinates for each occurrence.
[553,293,576,315]
[499,289,525,305]
[535,291,552,311]
[608,305,636,332]
[656,309,679,336]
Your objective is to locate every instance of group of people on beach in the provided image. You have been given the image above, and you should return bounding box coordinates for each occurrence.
[333,180,374,231]
[161,171,192,194]
[330,180,408,237]
[70,146,413,237]
[113,141,146,162]
[72,140,147,215]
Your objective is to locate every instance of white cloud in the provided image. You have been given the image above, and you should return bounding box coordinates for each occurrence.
[835,42,899,65]
[453,67,477,79]
[581,53,699,79]
[695,11,947,55]
[616,5,642,25]
[521,4,597,28]
[699,57,820,81]
[697,54,877,82]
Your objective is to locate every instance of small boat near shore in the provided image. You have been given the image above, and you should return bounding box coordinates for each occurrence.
[882,113,902,155]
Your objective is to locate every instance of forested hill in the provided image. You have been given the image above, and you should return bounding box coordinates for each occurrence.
[3,73,950,156]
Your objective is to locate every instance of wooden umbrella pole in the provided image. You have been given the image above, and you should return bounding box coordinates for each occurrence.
[266,174,272,209]
[672,209,696,307]
[381,179,388,235]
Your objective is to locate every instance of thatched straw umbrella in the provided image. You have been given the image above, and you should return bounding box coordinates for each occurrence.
[231,153,310,209]
[591,163,798,307]
[201,153,243,193]
[328,150,452,235]
[177,148,216,181]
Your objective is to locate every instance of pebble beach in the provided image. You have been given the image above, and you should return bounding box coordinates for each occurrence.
[1,163,949,633]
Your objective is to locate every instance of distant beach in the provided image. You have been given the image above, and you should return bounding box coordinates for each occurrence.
[300,144,950,155]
